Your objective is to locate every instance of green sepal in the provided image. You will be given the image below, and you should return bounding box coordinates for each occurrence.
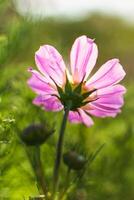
[49,75,65,98]
[73,81,83,94]
[65,78,72,94]
[82,89,96,99]
[57,85,64,97]
[54,75,97,111]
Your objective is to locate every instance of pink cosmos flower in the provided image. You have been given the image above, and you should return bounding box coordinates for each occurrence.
[28,35,126,127]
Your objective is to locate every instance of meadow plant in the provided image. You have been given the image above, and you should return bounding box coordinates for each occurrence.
[24,35,126,199]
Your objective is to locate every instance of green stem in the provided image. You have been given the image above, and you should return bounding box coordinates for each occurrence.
[33,146,48,198]
[60,167,71,200]
[53,103,71,196]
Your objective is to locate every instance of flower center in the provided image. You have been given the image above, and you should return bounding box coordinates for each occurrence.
[57,79,97,111]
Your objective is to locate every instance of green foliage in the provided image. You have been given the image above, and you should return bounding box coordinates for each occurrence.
[0,1,134,199]
[0,35,8,65]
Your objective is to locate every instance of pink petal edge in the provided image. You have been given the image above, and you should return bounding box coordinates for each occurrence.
[68,109,94,127]
[35,45,66,87]
[33,95,63,112]
[86,59,126,89]
[28,68,57,95]
[70,35,98,83]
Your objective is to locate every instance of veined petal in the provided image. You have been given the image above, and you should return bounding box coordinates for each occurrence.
[96,84,126,98]
[70,35,98,83]
[28,68,57,95]
[88,109,120,118]
[91,85,126,111]
[28,67,48,83]
[84,102,121,118]
[33,95,63,112]
[86,59,126,89]
[68,109,94,127]
[68,111,82,124]
[35,45,66,87]
[78,109,94,127]
[92,94,124,110]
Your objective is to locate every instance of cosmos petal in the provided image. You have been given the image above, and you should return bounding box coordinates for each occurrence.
[68,111,82,124]
[83,84,126,118]
[70,35,98,83]
[28,68,57,95]
[84,102,121,118]
[86,59,126,89]
[88,109,121,118]
[78,109,94,127]
[93,94,124,109]
[33,95,63,112]
[68,109,94,127]
[35,45,66,87]
[90,84,126,111]
[96,84,126,98]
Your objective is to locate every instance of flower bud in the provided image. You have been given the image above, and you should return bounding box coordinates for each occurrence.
[63,151,86,170]
[21,123,54,146]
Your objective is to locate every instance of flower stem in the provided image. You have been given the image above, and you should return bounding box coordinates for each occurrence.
[53,103,71,196]
[60,167,71,200]
[33,146,48,198]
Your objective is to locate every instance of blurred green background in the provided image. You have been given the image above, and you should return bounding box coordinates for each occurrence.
[0,1,134,199]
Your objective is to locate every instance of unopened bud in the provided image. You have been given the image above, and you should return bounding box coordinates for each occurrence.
[63,151,86,170]
[21,123,54,146]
